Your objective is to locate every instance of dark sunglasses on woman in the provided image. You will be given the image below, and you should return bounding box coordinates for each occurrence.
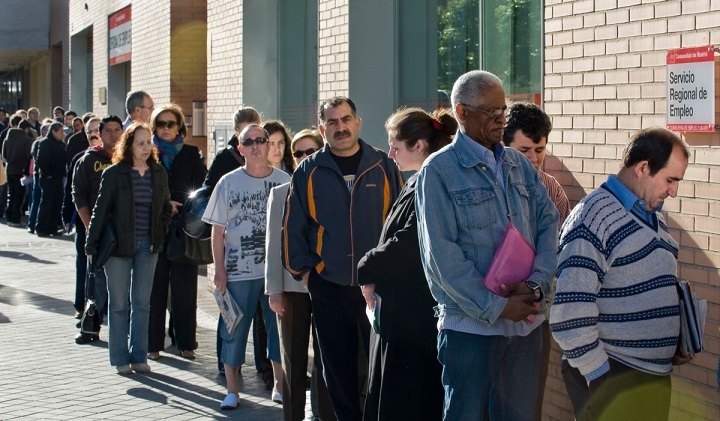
[292,148,317,158]
[156,120,178,129]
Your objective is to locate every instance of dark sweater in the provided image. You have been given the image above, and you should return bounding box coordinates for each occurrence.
[1,128,33,176]
[36,136,67,179]
[203,135,244,190]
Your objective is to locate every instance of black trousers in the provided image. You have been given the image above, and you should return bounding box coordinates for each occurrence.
[36,178,63,234]
[308,279,369,421]
[148,250,199,352]
[563,358,671,421]
[74,221,87,312]
[279,292,335,421]
[5,175,24,223]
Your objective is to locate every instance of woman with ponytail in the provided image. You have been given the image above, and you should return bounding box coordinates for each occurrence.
[147,104,207,361]
[357,107,457,421]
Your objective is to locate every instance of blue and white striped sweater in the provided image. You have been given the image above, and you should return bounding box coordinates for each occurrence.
[550,186,680,379]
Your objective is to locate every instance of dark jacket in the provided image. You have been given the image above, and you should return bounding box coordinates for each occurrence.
[72,147,113,215]
[66,131,89,167]
[85,162,172,257]
[36,136,67,179]
[63,149,90,226]
[203,135,244,190]
[167,144,207,203]
[282,139,404,286]
[356,173,443,420]
[1,128,32,175]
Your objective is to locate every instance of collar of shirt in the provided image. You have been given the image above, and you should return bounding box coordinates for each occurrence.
[606,174,660,224]
[458,130,506,191]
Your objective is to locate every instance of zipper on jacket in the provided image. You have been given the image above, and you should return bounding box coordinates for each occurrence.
[348,159,382,286]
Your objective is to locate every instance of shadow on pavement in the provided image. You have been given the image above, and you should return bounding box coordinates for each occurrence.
[0,284,74,318]
[0,249,57,264]
[127,371,230,417]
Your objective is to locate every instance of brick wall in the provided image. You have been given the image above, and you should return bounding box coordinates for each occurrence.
[51,0,70,110]
[205,0,244,162]
[132,1,172,104]
[318,0,349,100]
[170,0,208,157]
[543,1,720,420]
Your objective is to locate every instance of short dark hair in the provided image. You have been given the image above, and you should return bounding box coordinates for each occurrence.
[503,102,552,146]
[10,114,23,127]
[99,115,123,133]
[53,106,65,115]
[49,122,64,134]
[65,110,77,118]
[82,112,96,124]
[318,96,357,122]
[622,128,689,176]
[18,120,31,130]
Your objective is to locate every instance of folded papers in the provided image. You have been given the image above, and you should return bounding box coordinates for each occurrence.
[365,293,382,335]
[214,288,244,335]
[483,222,538,322]
[676,280,706,357]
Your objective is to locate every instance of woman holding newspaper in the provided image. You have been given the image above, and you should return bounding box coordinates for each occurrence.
[357,108,456,421]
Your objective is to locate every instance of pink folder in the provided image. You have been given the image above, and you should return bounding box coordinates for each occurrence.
[483,222,538,322]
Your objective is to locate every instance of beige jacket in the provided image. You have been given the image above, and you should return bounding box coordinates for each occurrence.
[265,182,307,295]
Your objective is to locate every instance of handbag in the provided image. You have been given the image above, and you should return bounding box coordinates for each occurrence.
[79,267,101,335]
[167,216,213,265]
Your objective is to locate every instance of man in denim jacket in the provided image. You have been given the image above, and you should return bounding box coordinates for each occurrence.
[416,70,559,420]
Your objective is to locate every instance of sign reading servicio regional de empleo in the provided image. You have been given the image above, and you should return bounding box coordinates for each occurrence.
[666,46,715,132]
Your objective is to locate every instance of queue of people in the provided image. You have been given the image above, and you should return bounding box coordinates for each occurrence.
[0,68,698,421]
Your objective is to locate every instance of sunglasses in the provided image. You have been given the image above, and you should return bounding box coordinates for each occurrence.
[241,137,269,146]
[292,148,317,158]
[156,120,178,129]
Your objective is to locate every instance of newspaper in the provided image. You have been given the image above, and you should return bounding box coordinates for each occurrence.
[213,288,244,335]
[365,293,382,335]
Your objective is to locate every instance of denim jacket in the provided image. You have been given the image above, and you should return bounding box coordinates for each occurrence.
[415,133,559,325]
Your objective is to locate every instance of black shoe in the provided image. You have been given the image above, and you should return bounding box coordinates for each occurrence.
[27,228,35,234]
[75,332,95,344]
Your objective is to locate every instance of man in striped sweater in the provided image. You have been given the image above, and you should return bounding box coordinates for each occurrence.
[550,127,692,421]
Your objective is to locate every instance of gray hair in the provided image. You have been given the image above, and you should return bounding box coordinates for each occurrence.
[450,70,503,109]
[85,117,102,133]
[233,106,261,132]
[125,90,149,116]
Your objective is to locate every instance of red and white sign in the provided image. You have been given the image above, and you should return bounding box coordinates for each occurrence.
[666,46,715,132]
[109,6,131,66]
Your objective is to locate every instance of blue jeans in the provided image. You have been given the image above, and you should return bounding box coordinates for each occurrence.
[104,239,158,366]
[220,279,264,367]
[437,327,542,421]
[27,179,41,230]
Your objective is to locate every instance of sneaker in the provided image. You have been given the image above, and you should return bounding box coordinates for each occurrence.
[130,363,152,373]
[220,393,238,410]
[116,365,132,374]
[271,390,283,404]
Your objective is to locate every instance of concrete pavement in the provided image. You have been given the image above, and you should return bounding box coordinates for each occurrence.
[0,220,297,420]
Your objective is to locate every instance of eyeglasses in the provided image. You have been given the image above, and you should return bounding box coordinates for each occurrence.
[156,120,178,129]
[241,137,269,146]
[292,148,317,158]
[139,104,155,112]
[461,103,508,119]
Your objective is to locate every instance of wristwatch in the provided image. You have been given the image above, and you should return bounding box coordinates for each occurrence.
[526,280,544,303]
